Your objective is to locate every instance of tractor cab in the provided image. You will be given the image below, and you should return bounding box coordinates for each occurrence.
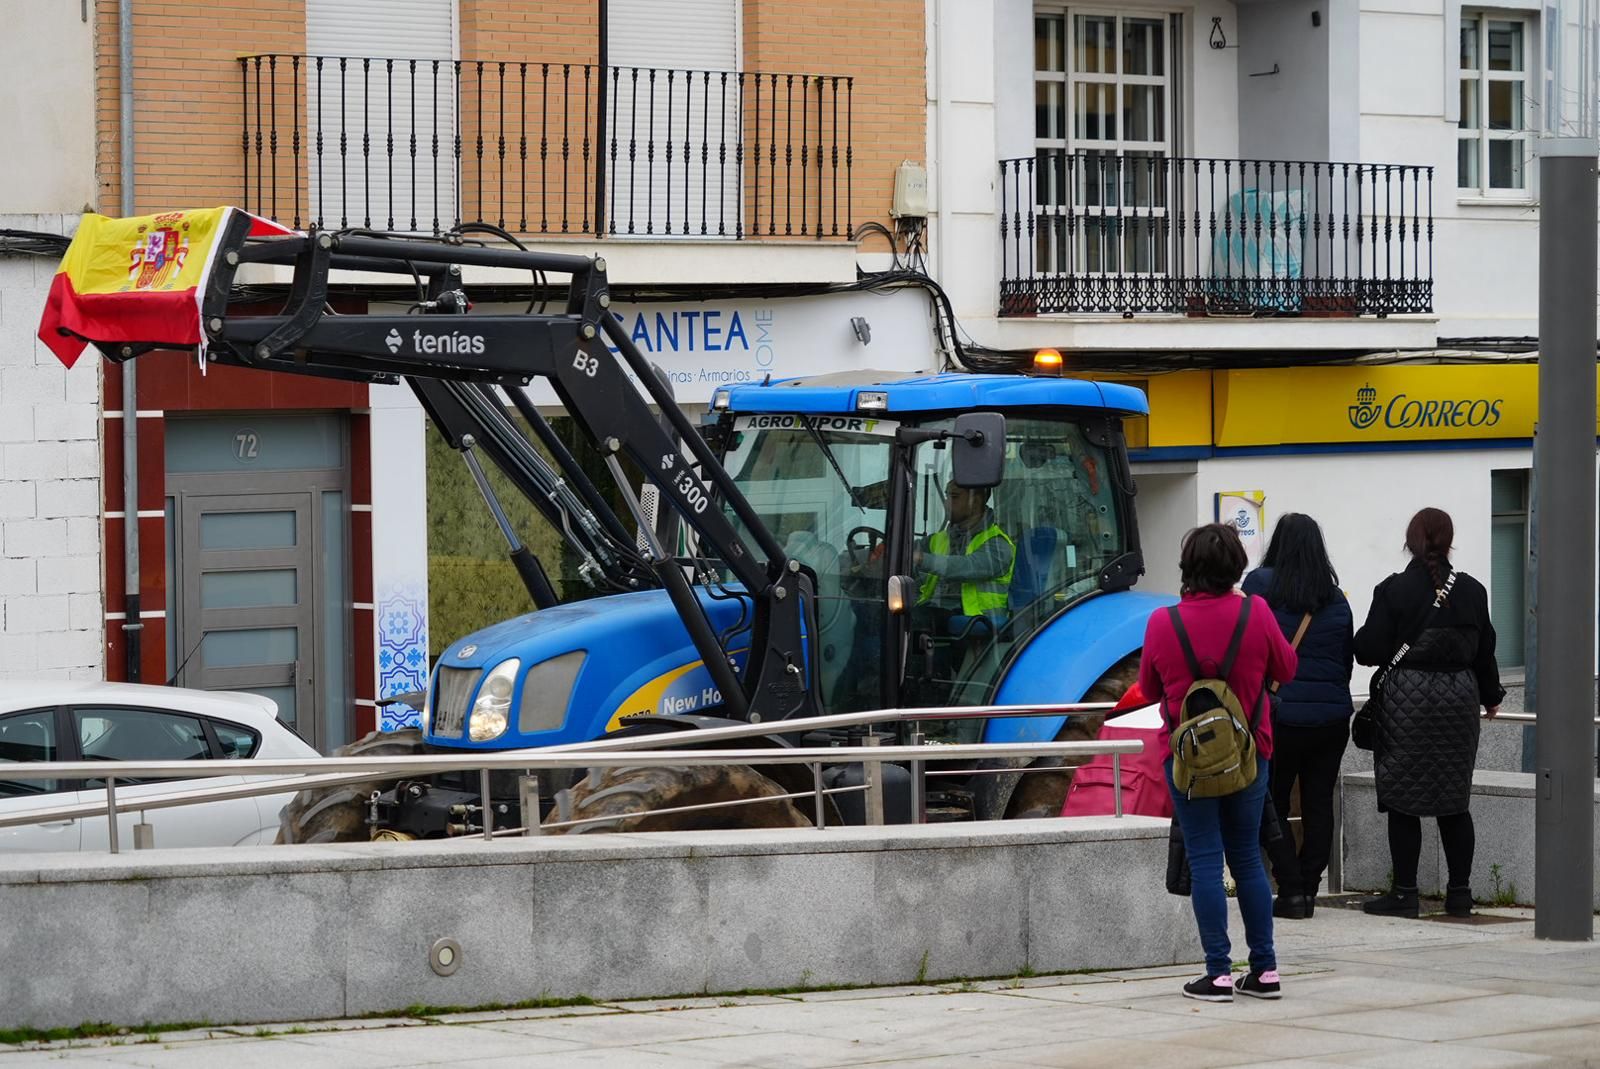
[710,372,1148,737]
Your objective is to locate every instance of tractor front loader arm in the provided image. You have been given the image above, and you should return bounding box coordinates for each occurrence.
[99,218,821,724]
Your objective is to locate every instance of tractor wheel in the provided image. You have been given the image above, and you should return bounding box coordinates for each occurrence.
[275,727,429,844]
[1002,652,1142,819]
[549,764,814,834]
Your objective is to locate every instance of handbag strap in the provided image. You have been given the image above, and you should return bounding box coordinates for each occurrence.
[1382,569,1458,673]
[1267,612,1314,695]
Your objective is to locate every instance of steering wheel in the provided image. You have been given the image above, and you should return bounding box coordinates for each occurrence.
[845,525,887,571]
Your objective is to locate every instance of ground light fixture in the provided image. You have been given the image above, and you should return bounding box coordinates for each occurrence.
[429,938,462,976]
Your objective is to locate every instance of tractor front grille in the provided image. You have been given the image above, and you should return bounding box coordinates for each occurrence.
[432,667,479,739]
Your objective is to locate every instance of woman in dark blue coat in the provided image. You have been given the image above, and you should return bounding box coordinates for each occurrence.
[1242,513,1354,919]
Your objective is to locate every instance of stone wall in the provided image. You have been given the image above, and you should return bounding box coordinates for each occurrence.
[0,817,1194,1030]
[1341,769,1600,908]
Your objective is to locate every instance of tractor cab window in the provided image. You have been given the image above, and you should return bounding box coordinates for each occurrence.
[906,415,1125,735]
[719,413,896,713]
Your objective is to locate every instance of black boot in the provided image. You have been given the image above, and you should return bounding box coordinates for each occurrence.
[1362,886,1419,918]
[1273,894,1309,919]
[1302,881,1319,918]
[1445,885,1473,917]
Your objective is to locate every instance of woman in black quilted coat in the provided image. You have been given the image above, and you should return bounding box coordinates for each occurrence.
[1353,507,1503,918]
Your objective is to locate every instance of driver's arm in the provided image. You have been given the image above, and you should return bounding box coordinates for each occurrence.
[920,535,1014,581]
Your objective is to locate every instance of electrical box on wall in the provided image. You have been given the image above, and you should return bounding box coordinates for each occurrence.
[891,161,928,219]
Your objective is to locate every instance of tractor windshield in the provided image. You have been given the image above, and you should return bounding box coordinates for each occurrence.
[718,414,896,713]
[904,414,1128,732]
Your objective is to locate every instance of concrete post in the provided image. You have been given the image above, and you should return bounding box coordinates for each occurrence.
[1533,137,1597,941]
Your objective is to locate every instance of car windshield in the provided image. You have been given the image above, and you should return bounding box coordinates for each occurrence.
[718,414,896,713]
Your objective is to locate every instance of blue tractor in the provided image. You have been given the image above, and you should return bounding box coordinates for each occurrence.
[67,213,1169,838]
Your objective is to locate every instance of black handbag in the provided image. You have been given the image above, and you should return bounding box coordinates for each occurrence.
[1165,820,1191,896]
[1353,570,1457,752]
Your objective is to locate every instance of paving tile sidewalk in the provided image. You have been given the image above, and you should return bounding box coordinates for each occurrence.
[2,904,1595,1068]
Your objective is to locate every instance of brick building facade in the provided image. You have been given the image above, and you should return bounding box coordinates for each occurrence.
[32,0,931,748]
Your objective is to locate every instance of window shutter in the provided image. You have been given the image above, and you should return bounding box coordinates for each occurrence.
[305,0,458,230]
[307,0,455,60]
[608,0,738,71]
[605,0,741,236]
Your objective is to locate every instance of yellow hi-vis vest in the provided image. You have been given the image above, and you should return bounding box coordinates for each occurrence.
[917,523,1016,616]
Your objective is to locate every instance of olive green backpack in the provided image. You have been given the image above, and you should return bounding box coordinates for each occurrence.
[1166,597,1262,800]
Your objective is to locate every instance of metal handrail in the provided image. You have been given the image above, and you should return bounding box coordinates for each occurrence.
[0,701,1130,849]
[2,740,1137,782]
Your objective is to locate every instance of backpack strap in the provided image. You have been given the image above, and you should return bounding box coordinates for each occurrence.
[1166,605,1204,680]
[1218,595,1253,679]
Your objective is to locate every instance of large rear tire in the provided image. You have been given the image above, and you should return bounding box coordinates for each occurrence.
[549,764,813,834]
[275,728,429,844]
[1001,652,1142,819]
[962,652,1142,821]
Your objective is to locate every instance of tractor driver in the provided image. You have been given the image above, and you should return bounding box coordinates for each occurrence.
[914,482,1016,625]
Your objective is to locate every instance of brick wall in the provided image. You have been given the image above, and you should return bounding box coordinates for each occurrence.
[744,0,925,238]
[0,216,104,681]
[95,0,307,216]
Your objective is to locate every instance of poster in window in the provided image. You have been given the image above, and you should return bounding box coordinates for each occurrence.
[1215,490,1267,569]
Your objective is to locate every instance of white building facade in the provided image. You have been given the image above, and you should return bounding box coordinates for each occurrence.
[0,4,104,681]
[926,0,1573,670]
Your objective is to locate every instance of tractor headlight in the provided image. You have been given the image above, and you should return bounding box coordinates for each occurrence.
[468,658,519,742]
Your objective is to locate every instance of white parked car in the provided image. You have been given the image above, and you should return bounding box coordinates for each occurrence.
[0,681,321,853]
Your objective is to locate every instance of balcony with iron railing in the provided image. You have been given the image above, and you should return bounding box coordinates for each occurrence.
[998,153,1434,319]
[239,54,853,243]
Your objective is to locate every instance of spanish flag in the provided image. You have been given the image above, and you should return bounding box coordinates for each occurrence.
[37,207,297,369]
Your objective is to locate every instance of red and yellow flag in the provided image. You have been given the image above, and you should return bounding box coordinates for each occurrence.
[37,207,296,369]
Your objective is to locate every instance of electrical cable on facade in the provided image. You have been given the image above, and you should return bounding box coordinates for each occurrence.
[0,230,72,257]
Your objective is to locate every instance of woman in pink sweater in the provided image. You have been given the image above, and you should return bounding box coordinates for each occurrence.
[1139,523,1298,1002]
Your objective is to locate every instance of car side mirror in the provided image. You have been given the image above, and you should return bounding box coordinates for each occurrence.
[951,412,1005,489]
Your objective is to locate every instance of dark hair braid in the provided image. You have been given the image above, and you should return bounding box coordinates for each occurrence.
[1404,507,1454,592]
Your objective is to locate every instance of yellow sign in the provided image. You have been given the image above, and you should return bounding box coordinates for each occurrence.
[1072,369,1212,449]
[1211,364,1576,447]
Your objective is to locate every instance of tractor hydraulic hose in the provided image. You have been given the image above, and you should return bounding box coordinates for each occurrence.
[450,383,652,587]
[504,384,642,556]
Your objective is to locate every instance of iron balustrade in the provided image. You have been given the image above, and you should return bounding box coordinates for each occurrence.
[998,153,1434,317]
[239,53,852,241]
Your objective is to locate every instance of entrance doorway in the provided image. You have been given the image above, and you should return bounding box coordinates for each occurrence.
[165,415,351,752]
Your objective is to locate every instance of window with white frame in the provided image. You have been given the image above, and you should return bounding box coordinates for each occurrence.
[1034,8,1175,274]
[1458,14,1530,195]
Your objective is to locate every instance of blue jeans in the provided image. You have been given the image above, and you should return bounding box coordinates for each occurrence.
[1166,758,1276,978]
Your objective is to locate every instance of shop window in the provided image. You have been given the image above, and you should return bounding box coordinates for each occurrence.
[1489,468,1529,669]
[425,408,647,661]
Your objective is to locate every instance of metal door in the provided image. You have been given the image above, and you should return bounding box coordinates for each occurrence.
[172,488,317,739]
